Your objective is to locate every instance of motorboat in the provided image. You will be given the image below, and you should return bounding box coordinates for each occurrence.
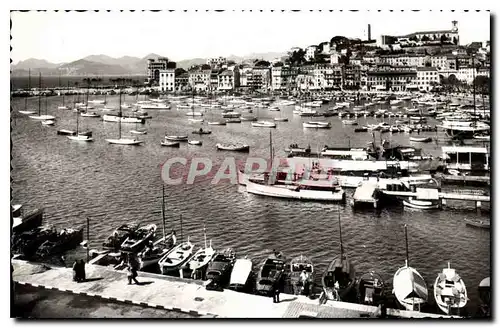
[289,255,314,296]
[464,218,490,229]
[102,222,141,251]
[433,262,468,315]
[12,205,44,234]
[393,225,428,311]
[161,141,180,147]
[216,143,250,152]
[120,224,157,253]
[251,121,276,128]
[165,135,188,142]
[158,239,195,275]
[410,137,432,143]
[255,254,286,296]
[403,197,440,210]
[68,134,94,142]
[35,227,84,258]
[357,272,385,305]
[244,172,345,202]
[103,114,145,124]
[188,140,202,146]
[303,121,331,129]
[205,248,236,285]
[228,258,254,292]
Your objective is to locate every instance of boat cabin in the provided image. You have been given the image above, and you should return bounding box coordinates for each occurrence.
[442,146,489,171]
[321,149,369,160]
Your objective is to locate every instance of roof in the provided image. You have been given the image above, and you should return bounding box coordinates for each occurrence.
[442,146,488,154]
[401,29,455,37]
[219,70,233,76]
[416,67,438,71]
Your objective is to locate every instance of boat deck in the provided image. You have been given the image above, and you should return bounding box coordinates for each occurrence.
[11,259,458,318]
[352,182,378,204]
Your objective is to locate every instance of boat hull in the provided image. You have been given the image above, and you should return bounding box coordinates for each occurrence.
[106,138,144,145]
[245,179,345,202]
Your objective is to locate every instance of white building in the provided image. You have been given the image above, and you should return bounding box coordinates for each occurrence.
[305,45,318,61]
[159,69,175,92]
[330,52,340,65]
[416,67,439,91]
[188,69,211,92]
[206,57,227,68]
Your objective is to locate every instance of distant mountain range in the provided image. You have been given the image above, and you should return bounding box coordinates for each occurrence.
[11,51,286,77]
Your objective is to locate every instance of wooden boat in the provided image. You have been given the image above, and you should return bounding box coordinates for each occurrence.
[403,197,440,210]
[322,213,356,301]
[161,141,180,147]
[185,112,203,117]
[410,137,432,143]
[393,225,428,311]
[121,224,157,253]
[342,119,358,125]
[68,135,94,142]
[289,255,314,296]
[80,111,100,118]
[205,248,236,284]
[357,272,385,305]
[35,227,84,258]
[158,239,195,275]
[106,89,144,145]
[228,258,254,292]
[57,129,77,136]
[41,119,55,126]
[274,117,289,122]
[137,186,176,270]
[464,218,490,229]
[251,121,276,128]
[192,129,212,135]
[207,120,227,125]
[241,116,258,122]
[216,143,250,152]
[29,73,56,121]
[165,135,188,142]
[255,254,286,296]
[184,236,216,279]
[130,129,147,135]
[103,114,144,124]
[473,134,490,141]
[303,121,331,129]
[12,225,57,257]
[102,222,140,251]
[12,205,44,233]
[433,262,468,315]
[188,140,202,146]
[226,118,242,123]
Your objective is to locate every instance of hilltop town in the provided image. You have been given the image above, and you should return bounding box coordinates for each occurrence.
[146,21,489,95]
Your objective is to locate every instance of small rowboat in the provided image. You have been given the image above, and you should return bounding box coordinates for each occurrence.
[18,110,35,115]
[192,129,212,135]
[342,119,358,125]
[57,129,77,136]
[216,143,250,152]
[464,218,490,229]
[188,140,202,146]
[274,117,289,122]
[357,272,385,305]
[161,141,180,147]
[80,112,100,118]
[433,262,468,315]
[165,135,188,142]
[41,120,55,126]
[130,129,147,135]
[403,197,440,210]
[207,121,227,126]
[409,137,432,143]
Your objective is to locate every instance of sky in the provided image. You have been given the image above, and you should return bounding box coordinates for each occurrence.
[10,10,491,64]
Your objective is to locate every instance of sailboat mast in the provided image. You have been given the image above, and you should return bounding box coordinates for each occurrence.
[118,88,122,139]
[472,55,476,121]
[162,184,166,241]
[338,209,344,259]
[269,130,273,165]
[203,223,207,249]
[38,73,42,116]
[25,68,31,110]
[404,224,409,267]
[180,214,183,242]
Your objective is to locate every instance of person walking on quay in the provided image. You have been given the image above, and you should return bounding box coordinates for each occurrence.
[127,255,140,285]
[273,277,280,303]
[72,260,79,282]
[79,259,86,282]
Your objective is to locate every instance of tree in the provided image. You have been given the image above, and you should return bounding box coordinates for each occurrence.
[440,34,449,44]
[254,60,270,67]
[453,36,458,45]
[474,75,490,94]
[175,68,186,76]
[421,35,430,42]
[409,35,418,42]
[227,60,236,66]
[201,64,211,70]
[272,62,284,67]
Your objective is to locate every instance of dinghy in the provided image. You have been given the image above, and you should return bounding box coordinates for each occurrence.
[161,141,180,147]
[188,140,202,146]
[464,218,490,229]
[303,121,331,129]
[251,121,276,128]
[41,120,55,126]
[183,229,215,279]
[274,117,289,122]
[57,129,77,136]
[68,134,93,142]
[192,129,212,135]
[342,119,358,125]
[165,135,188,142]
[433,262,468,315]
[216,143,250,152]
[207,120,227,126]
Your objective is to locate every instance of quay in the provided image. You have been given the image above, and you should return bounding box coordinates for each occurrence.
[11,259,458,319]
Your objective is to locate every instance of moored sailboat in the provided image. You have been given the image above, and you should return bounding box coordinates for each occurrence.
[29,73,56,121]
[106,88,144,145]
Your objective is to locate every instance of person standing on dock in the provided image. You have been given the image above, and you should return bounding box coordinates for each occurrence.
[79,259,86,282]
[273,278,280,303]
[127,255,140,285]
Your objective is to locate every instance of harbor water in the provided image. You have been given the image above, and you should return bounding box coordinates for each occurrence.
[11,94,490,314]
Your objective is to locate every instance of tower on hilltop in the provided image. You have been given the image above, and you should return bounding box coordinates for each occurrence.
[452,20,458,32]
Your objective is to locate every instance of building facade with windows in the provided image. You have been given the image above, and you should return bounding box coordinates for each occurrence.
[416,67,439,91]
[158,68,175,92]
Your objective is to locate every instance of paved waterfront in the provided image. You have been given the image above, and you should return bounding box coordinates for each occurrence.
[12,259,459,319]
